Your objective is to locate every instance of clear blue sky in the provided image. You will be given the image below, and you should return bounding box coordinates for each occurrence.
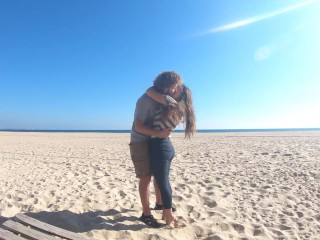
[1,0,319,130]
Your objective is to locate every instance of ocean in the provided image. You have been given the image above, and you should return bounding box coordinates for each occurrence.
[1,128,320,133]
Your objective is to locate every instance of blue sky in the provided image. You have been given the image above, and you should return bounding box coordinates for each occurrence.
[1,0,319,130]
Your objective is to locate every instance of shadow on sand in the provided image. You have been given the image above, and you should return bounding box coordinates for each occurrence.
[0,208,147,233]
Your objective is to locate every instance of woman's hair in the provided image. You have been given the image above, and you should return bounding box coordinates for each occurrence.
[162,85,196,139]
[153,71,183,93]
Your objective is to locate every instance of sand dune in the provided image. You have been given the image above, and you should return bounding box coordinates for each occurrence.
[0,131,320,239]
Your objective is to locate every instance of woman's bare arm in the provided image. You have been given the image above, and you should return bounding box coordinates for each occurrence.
[146,87,177,105]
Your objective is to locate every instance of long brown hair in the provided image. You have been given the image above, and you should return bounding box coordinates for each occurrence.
[163,85,196,139]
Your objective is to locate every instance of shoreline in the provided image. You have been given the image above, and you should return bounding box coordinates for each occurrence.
[1,127,320,134]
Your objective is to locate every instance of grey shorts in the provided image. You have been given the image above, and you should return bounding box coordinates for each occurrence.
[129,141,151,178]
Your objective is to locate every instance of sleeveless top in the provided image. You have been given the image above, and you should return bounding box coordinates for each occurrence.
[152,106,181,132]
[151,93,184,137]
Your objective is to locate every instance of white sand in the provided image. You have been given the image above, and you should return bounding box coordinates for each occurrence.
[0,131,320,239]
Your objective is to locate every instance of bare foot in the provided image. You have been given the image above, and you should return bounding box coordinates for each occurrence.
[168,218,179,228]
[162,209,185,228]
[163,215,179,228]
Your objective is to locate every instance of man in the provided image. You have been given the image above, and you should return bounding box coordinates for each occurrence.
[129,71,182,228]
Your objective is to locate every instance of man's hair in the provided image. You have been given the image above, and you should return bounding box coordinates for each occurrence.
[153,71,183,93]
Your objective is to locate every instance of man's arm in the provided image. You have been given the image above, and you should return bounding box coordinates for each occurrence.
[134,119,172,138]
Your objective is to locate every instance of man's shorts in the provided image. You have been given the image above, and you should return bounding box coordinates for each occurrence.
[129,141,151,178]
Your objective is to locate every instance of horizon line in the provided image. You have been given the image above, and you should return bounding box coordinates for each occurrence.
[1,127,320,132]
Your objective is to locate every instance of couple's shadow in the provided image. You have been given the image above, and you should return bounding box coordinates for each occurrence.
[0,208,147,233]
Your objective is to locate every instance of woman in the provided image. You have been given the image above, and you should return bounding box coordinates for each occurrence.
[146,82,196,227]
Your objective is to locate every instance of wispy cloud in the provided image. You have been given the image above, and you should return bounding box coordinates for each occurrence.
[202,0,314,35]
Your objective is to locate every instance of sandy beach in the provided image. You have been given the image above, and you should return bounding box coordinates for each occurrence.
[0,131,320,240]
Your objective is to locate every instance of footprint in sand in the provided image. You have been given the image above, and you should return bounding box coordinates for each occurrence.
[296,211,304,218]
[253,226,267,237]
[206,234,223,240]
[13,196,23,202]
[314,213,320,222]
[190,210,202,219]
[206,186,214,192]
[282,210,294,217]
[93,181,103,190]
[206,200,217,208]
[193,225,208,238]
[173,195,183,202]
[184,204,194,213]
[203,179,211,184]
[231,222,245,233]
[216,222,230,231]
[118,190,126,198]
[283,153,293,157]
[270,228,285,237]
[207,211,226,219]
[279,224,291,231]
[6,203,13,208]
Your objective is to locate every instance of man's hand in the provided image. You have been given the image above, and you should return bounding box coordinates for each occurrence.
[156,128,172,138]
[135,120,172,138]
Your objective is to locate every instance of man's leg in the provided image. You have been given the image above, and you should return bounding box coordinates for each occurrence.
[138,175,161,228]
[130,141,161,228]
[139,176,152,215]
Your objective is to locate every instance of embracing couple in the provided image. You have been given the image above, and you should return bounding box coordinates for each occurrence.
[129,71,196,228]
